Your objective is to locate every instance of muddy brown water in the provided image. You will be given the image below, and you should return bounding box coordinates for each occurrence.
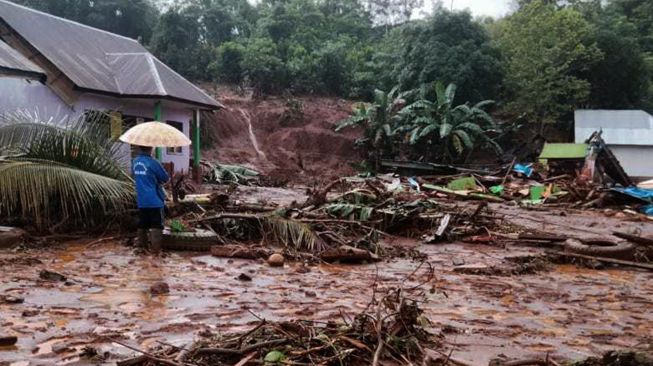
[1,188,653,365]
[1,240,652,365]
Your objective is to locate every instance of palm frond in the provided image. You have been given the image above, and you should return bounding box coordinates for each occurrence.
[0,160,134,228]
[473,100,495,110]
[455,122,485,135]
[325,203,374,222]
[0,116,130,181]
[264,215,325,252]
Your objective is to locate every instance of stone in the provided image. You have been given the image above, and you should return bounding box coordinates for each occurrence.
[39,270,67,282]
[21,309,39,317]
[149,282,170,295]
[237,273,252,282]
[267,253,285,267]
[452,258,465,266]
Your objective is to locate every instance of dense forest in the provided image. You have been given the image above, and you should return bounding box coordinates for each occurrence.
[12,0,653,133]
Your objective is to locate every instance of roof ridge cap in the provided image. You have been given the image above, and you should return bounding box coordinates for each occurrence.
[146,53,166,95]
[149,54,222,107]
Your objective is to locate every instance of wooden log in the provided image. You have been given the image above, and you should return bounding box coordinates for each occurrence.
[613,231,653,247]
[556,252,653,271]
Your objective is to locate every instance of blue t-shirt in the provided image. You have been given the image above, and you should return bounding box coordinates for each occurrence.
[132,154,170,208]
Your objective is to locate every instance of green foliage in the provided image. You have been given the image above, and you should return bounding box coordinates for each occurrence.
[15,0,653,138]
[13,0,159,42]
[264,350,286,363]
[398,82,501,162]
[241,37,288,94]
[387,10,504,103]
[582,28,651,109]
[495,0,602,128]
[336,87,407,168]
[169,219,188,233]
[205,162,260,185]
[210,42,246,84]
[0,113,134,229]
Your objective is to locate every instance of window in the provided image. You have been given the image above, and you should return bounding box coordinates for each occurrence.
[167,121,184,154]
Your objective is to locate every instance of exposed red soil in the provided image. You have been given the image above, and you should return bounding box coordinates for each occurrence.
[201,87,363,185]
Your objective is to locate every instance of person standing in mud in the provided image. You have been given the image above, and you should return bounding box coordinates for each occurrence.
[132,145,169,254]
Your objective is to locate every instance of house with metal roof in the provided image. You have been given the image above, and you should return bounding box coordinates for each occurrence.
[0,0,222,173]
[575,110,653,179]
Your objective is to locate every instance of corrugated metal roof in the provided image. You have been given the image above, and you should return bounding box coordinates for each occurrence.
[0,0,221,109]
[0,39,44,77]
[575,110,653,146]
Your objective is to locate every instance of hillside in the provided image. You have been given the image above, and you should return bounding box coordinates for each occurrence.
[201,87,363,185]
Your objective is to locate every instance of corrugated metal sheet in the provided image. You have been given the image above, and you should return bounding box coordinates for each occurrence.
[0,0,220,109]
[575,110,653,146]
[539,143,587,159]
[0,39,43,76]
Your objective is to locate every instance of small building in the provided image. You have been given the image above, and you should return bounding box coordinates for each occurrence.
[0,0,222,173]
[575,110,653,180]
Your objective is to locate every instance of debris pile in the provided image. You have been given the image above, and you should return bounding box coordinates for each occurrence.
[168,175,508,263]
[111,286,439,366]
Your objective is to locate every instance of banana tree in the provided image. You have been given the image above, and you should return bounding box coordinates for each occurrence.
[0,112,135,230]
[335,87,407,170]
[398,82,501,162]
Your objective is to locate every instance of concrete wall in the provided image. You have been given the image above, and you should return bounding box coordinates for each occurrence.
[608,145,653,179]
[0,77,192,173]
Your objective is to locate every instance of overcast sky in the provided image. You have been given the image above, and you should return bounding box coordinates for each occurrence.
[423,0,514,18]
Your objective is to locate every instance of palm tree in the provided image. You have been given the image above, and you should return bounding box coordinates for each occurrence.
[399,82,501,162]
[0,112,135,230]
[335,87,407,170]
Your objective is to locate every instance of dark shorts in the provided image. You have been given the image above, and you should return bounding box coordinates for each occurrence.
[138,208,164,229]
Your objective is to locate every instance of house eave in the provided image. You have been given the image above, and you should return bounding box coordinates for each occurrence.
[74,86,224,111]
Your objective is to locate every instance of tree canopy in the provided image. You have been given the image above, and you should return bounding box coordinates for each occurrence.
[9,0,653,137]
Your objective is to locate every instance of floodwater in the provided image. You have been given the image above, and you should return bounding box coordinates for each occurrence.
[1,239,651,365]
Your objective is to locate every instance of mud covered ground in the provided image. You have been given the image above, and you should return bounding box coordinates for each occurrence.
[1,187,652,365]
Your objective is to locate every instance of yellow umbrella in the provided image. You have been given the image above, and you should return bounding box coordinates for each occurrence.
[119,121,191,147]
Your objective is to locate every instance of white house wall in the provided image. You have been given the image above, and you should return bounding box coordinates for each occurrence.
[575,110,653,145]
[608,145,653,179]
[0,77,192,173]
